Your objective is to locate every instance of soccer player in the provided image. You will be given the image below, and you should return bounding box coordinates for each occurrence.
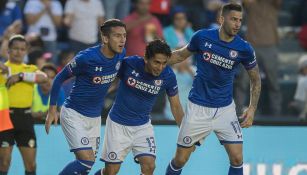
[95,40,184,175]
[165,3,261,175]
[0,35,48,175]
[45,19,126,175]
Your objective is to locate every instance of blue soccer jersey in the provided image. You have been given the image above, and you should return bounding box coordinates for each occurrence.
[187,29,257,108]
[109,56,178,126]
[64,45,126,117]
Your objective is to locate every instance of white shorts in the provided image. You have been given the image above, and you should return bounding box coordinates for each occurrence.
[101,117,156,164]
[60,106,101,155]
[177,100,243,147]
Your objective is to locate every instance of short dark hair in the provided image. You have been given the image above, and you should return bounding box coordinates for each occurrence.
[221,3,242,16]
[100,19,126,36]
[145,39,171,59]
[8,34,27,48]
[41,63,58,75]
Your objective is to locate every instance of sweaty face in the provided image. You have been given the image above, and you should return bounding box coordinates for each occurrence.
[145,53,168,76]
[221,11,242,37]
[106,26,126,54]
[8,41,27,63]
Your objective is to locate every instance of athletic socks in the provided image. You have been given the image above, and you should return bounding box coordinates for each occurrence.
[59,159,95,175]
[228,163,243,175]
[165,159,182,175]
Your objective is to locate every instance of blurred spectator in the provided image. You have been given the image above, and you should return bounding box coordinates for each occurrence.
[164,58,195,120]
[25,33,45,51]
[24,0,63,60]
[149,0,171,26]
[163,6,194,50]
[56,49,74,72]
[32,63,64,122]
[28,48,52,69]
[0,0,22,41]
[289,55,307,120]
[64,0,105,53]
[102,0,130,20]
[243,0,282,116]
[124,0,163,56]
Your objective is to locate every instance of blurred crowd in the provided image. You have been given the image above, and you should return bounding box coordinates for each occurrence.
[1,0,307,121]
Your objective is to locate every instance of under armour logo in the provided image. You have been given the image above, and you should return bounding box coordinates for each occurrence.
[205,42,212,49]
[95,67,102,71]
[132,70,139,77]
[237,134,242,139]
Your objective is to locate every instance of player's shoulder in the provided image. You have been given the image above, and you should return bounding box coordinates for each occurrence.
[123,55,143,64]
[161,66,176,79]
[75,45,100,61]
[194,28,217,38]
[235,35,254,52]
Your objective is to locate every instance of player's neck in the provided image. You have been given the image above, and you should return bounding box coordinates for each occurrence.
[101,45,115,59]
[218,28,235,43]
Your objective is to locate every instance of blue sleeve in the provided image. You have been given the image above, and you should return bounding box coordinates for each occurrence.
[241,44,257,70]
[50,67,73,105]
[187,30,201,52]
[117,58,127,79]
[165,70,178,97]
[67,53,88,75]
[56,88,65,106]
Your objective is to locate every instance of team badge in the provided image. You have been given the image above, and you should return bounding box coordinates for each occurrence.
[115,61,121,70]
[81,137,89,145]
[183,136,192,144]
[154,80,163,86]
[229,50,238,59]
[127,77,136,87]
[93,76,102,84]
[203,52,211,61]
[108,152,117,160]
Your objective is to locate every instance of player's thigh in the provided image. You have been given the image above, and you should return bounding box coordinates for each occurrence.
[101,117,132,163]
[177,100,214,147]
[132,122,156,162]
[87,116,101,157]
[214,101,243,144]
[60,106,95,152]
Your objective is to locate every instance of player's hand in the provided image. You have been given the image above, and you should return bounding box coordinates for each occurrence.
[45,107,59,134]
[240,107,256,128]
[5,74,20,88]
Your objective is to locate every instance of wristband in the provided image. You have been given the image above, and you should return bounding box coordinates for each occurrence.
[23,72,36,82]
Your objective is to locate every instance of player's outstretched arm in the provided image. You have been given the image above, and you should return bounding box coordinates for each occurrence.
[45,67,72,134]
[168,45,193,65]
[168,94,184,126]
[241,65,261,128]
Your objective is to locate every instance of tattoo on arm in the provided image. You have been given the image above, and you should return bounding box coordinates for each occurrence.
[247,65,261,110]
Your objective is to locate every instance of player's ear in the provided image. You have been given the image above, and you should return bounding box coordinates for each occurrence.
[219,15,224,24]
[101,34,108,44]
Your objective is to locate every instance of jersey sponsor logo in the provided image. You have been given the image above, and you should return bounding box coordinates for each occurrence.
[127,77,137,87]
[81,137,89,145]
[183,136,192,144]
[154,80,163,86]
[229,50,238,59]
[95,66,103,71]
[115,61,121,71]
[92,73,117,84]
[202,51,235,69]
[93,76,102,84]
[127,77,161,94]
[203,52,212,61]
[108,152,117,160]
